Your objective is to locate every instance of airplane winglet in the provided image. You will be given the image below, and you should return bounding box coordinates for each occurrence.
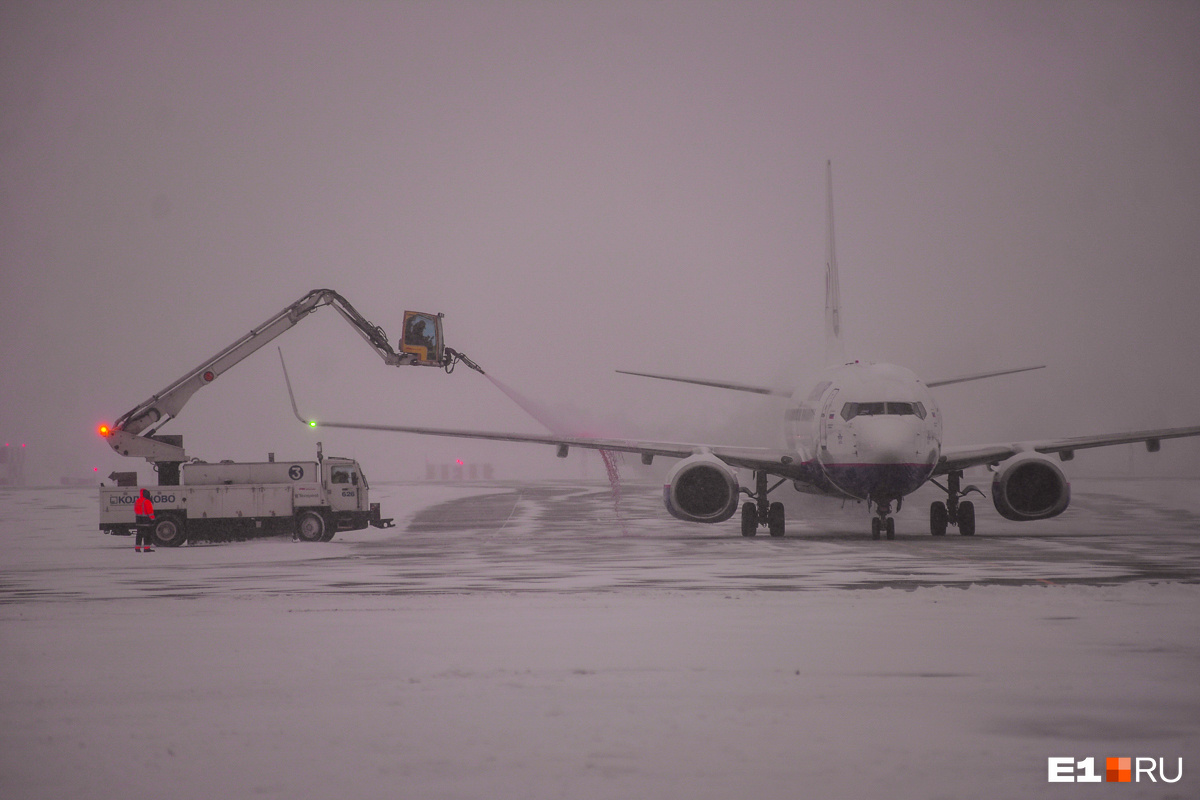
[278,348,316,427]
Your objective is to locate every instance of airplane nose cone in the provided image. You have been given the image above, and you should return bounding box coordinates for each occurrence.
[864,418,919,463]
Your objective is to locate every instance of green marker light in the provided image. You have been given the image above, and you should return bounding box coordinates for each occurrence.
[308,420,317,428]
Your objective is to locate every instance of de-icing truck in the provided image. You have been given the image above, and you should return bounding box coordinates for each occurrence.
[97,288,483,547]
[98,445,384,544]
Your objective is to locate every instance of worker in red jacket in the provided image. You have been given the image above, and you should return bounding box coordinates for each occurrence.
[134,488,155,553]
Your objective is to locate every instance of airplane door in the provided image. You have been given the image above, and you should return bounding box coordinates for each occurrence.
[819,388,839,451]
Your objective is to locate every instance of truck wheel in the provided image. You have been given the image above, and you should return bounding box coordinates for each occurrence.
[320,523,336,542]
[152,515,187,547]
[296,511,325,542]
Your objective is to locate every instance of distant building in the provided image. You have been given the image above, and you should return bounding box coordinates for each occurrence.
[425,461,494,481]
[0,444,28,486]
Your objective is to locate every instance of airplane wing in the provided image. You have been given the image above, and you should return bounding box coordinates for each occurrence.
[279,349,808,478]
[615,370,790,396]
[302,417,810,476]
[925,365,1046,388]
[936,424,1200,474]
[619,365,1048,394]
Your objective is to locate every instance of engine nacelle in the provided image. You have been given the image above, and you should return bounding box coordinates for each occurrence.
[663,453,741,523]
[991,458,1071,521]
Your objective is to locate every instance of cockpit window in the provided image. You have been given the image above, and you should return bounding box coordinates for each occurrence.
[841,402,927,421]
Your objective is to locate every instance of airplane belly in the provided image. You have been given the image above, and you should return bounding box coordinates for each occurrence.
[820,462,931,500]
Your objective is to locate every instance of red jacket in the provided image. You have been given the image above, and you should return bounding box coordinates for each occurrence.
[134,490,155,519]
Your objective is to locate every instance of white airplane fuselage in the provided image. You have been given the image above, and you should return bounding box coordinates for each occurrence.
[786,361,942,503]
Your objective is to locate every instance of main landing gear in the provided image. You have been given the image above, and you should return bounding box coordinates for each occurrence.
[741,470,787,537]
[928,470,982,537]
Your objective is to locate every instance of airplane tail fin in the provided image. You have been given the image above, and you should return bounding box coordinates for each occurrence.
[824,160,846,367]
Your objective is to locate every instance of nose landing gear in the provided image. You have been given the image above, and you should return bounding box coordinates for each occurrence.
[929,470,983,536]
[740,470,788,537]
[870,498,898,540]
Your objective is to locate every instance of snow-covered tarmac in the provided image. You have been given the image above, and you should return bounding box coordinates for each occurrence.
[2,479,1198,799]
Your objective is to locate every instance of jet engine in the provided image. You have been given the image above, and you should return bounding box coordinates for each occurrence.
[663,453,741,523]
[991,458,1071,521]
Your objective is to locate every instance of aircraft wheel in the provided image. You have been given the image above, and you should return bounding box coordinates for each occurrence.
[958,501,976,536]
[767,502,785,537]
[885,517,895,540]
[740,502,758,537]
[930,502,948,536]
[871,518,881,540]
[296,510,326,542]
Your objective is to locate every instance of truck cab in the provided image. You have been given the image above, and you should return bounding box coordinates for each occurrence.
[325,458,368,528]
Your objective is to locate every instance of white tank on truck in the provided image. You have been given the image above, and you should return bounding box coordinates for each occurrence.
[99,445,390,545]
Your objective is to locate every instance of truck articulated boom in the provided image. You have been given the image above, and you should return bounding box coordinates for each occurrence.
[100,288,483,479]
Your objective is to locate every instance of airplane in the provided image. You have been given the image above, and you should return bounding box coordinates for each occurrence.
[283,162,1200,539]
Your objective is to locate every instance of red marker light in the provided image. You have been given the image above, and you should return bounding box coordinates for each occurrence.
[203,370,216,382]
[98,424,110,437]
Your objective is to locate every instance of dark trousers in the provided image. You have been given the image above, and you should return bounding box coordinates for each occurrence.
[135,515,153,547]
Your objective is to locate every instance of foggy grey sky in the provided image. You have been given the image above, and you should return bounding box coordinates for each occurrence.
[3,1,1199,483]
